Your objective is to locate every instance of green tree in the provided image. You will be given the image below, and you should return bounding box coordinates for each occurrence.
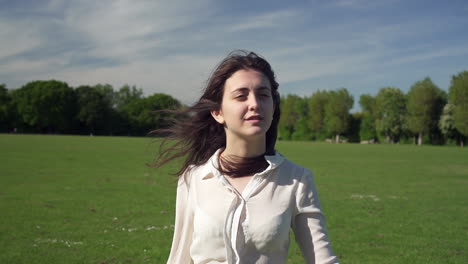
[359,94,376,113]
[406,78,446,145]
[324,88,353,142]
[278,94,300,140]
[94,84,115,108]
[114,85,144,135]
[439,103,458,144]
[126,93,181,135]
[375,87,406,143]
[115,84,143,112]
[308,90,329,140]
[359,94,377,141]
[11,80,76,133]
[0,84,13,132]
[291,96,312,140]
[75,85,114,134]
[347,112,362,143]
[449,71,468,146]
[359,113,376,142]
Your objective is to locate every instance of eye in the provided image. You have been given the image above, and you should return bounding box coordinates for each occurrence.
[257,92,271,99]
[235,94,247,100]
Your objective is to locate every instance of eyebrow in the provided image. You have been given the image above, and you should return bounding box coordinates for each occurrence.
[230,86,271,94]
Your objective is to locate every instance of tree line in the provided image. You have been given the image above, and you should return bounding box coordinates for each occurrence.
[1,71,467,146]
[278,71,468,146]
[0,80,181,136]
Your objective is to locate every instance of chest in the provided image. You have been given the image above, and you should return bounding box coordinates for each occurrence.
[224,175,253,194]
[192,178,295,252]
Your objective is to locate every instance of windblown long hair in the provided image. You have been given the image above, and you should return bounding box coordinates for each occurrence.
[150,50,280,177]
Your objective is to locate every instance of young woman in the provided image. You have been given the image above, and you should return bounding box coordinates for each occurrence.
[153,50,339,264]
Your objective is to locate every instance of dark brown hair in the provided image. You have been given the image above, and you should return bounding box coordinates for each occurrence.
[150,50,280,177]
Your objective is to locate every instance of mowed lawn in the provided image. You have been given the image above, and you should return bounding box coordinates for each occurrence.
[0,134,466,264]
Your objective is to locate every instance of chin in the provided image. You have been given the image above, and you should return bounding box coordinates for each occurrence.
[244,128,268,137]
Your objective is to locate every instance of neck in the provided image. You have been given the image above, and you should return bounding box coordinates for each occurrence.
[223,134,266,158]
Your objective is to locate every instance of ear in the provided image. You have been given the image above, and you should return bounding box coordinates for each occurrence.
[210,109,225,124]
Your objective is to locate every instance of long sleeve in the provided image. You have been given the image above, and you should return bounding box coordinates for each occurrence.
[167,175,194,264]
[292,168,339,264]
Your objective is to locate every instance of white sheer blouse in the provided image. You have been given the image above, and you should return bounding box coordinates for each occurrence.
[167,150,339,264]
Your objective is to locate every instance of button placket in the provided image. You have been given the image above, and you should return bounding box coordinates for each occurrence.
[215,159,280,264]
[218,174,245,264]
[223,193,239,263]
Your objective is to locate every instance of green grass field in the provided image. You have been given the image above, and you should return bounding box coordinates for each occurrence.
[1,134,467,263]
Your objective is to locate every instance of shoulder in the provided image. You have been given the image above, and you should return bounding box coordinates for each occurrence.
[179,160,213,186]
[276,156,313,181]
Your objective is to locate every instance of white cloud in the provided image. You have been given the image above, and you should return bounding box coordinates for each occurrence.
[330,0,401,9]
[388,45,468,66]
[61,0,216,59]
[2,58,63,73]
[333,0,363,8]
[0,19,44,59]
[49,53,221,104]
[228,9,301,32]
[1,0,466,103]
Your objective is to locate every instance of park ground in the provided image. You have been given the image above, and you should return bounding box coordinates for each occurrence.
[0,134,467,263]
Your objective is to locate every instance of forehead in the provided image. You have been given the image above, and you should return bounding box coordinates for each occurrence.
[224,69,271,92]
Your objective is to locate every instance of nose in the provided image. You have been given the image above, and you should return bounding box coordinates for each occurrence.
[248,94,260,111]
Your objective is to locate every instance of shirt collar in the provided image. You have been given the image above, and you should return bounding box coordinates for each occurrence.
[201,149,284,180]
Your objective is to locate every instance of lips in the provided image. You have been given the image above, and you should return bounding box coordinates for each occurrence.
[245,115,263,121]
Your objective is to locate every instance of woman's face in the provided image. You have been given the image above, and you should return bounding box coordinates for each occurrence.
[211,69,274,141]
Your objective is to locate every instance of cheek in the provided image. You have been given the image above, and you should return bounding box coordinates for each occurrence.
[268,102,276,124]
[221,102,246,119]
[265,99,274,115]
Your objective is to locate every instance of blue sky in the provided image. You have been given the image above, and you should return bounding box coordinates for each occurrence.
[1,0,467,110]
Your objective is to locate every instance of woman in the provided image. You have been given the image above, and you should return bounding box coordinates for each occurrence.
[153,50,339,264]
